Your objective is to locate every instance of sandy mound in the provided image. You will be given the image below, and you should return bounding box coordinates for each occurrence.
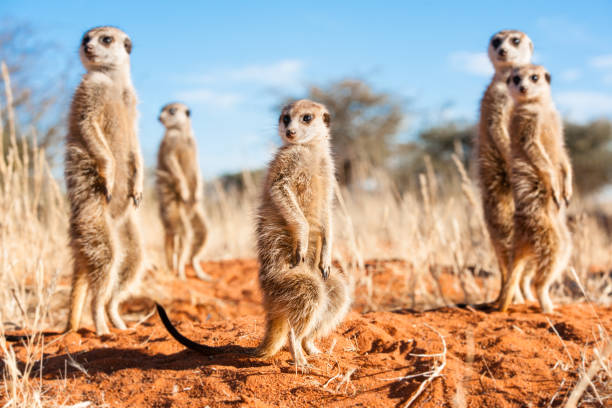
[4,260,611,407]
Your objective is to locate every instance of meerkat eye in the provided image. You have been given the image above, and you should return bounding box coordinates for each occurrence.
[530,74,539,82]
[169,107,177,115]
[512,37,520,46]
[491,38,502,49]
[101,36,113,45]
[513,76,521,85]
[82,35,91,46]
[302,114,312,123]
[282,115,291,125]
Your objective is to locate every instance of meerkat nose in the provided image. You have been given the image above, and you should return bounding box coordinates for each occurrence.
[286,129,296,138]
[519,86,527,94]
[498,48,507,57]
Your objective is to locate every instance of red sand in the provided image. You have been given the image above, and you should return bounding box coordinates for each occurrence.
[3,259,611,407]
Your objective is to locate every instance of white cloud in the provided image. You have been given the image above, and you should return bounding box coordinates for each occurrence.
[558,69,582,83]
[174,89,244,109]
[448,51,493,77]
[555,91,612,122]
[590,55,612,69]
[195,59,305,88]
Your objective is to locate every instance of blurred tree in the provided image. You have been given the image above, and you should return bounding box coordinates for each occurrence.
[395,119,612,196]
[0,23,74,165]
[307,80,403,185]
[564,119,612,195]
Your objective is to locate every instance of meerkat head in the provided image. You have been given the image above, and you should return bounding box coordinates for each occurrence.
[158,102,191,130]
[278,99,331,145]
[488,30,533,70]
[79,26,132,71]
[507,64,551,103]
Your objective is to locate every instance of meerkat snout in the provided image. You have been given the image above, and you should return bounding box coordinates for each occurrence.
[488,30,533,69]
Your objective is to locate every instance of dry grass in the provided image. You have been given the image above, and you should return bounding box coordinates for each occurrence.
[1,61,611,406]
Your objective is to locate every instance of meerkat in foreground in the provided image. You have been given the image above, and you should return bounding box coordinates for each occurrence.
[477,30,534,302]
[156,102,210,281]
[497,65,573,313]
[65,26,144,335]
[156,99,352,366]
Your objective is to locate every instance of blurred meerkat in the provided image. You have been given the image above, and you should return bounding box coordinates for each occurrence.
[498,64,573,313]
[65,26,144,335]
[156,99,352,366]
[477,30,534,302]
[156,102,210,281]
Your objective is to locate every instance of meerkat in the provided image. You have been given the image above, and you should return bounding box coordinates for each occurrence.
[497,64,573,313]
[156,99,352,366]
[64,26,144,335]
[477,30,534,303]
[156,102,210,281]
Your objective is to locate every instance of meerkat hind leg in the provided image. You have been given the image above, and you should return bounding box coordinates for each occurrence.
[107,213,144,330]
[498,250,531,312]
[254,316,289,358]
[66,264,89,332]
[520,262,537,302]
[190,206,211,281]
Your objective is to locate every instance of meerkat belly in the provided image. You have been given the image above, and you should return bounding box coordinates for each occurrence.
[176,144,199,194]
[104,101,132,217]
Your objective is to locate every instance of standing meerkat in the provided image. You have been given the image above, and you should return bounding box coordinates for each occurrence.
[498,64,573,313]
[477,30,534,302]
[156,99,352,366]
[156,102,210,281]
[65,26,144,335]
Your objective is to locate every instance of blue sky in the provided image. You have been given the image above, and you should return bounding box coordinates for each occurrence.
[2,1,612,177]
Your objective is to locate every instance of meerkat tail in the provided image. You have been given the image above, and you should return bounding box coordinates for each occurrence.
[156,303,252,355]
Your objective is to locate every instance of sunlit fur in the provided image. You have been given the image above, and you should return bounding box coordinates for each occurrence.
[477,30,534,303]
[65,26,144,335]
[156,102,210,281]
[255,99,351,366]
[498,64,573,314]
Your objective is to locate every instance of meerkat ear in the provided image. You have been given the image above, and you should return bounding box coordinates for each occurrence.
[323,112,331,127]
[506,75,511,85]
[186,109,191,117]
[124,37,132,55]
[545,72,551,84]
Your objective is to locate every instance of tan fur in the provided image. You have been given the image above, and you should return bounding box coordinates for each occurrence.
[156,102,209,281]
[65,26,144,335]
[498,65,573,313]
[255,99,351,365]
[477,30,534,302]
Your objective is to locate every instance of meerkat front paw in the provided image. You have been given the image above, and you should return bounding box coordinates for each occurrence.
[179,184,190,203]
[292,241,308,267]
[549,174,562,209]
[563,178,572,206]
[130,190,143,207]
[319,256,331,280]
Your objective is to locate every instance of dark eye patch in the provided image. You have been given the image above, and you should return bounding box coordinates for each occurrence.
[82,35,91,46]
[100,36,113,45]
[302,114,313,123]
[169,107,177,115]
[513,76,521,85]
[512,37,520,46]
[282,114,290,125]
[491,38,502,49]
[530,74,539,83]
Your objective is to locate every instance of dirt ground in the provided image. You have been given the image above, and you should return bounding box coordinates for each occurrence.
[4,260,611,407]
